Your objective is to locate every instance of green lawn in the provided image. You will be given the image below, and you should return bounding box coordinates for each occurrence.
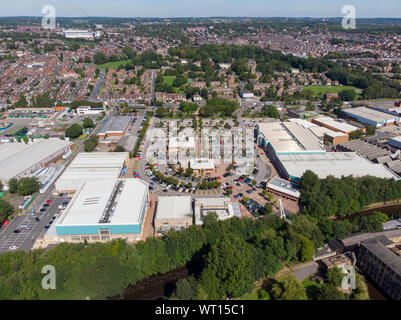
[164,76,176,86]
[96,60,131,70]
[305,85,360,96]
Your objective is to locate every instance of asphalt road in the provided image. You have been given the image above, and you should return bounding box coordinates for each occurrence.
[150,70,157,102]
[91,69,105,101]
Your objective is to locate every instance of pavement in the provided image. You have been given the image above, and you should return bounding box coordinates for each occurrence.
[290,261,319,282]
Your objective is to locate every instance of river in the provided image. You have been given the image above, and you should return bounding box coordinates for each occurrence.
[338,203,401,221]
[110,261,203,300]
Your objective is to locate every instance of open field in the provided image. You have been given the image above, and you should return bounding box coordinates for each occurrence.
[305,85,361,96]
[164,76,176,86]
[96,60,131,70]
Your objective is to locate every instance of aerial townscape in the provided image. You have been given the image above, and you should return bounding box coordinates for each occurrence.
[0,1,401,305]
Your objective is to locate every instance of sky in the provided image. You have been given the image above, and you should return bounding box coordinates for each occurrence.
[0,0,400,18]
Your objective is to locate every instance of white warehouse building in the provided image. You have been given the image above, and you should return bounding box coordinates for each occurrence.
[55,152,129,193]
[0,139,72,184]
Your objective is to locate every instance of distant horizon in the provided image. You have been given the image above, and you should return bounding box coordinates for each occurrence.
[0,0,399,19]
[0,15,401,19]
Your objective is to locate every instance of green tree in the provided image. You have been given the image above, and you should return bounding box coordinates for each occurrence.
[114,146,126,152]
[172,276,198,300]
[0,199,14,224]
[326,267,344,287]
[317,284,345,300]
[94,52,107,65]
[270,275,307,300]
[203,234,255,298]
[82,118,95,128]
[84,135,98,152]
[17,177,41,196]
[264,203,273,215]
[299,236,315,262]
[65,124,83,139]
[8,178,19,194]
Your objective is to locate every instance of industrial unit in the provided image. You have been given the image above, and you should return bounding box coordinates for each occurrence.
[342,106,401,128]
[43,179,149,245]
[154,196,193,236]
[267,177,301,201]
[337,139,396,163]
[63,29,100,39]
[276,152,400,182]
[194,198,235,225]
[312,116,361,135]
[389,136,401,149]
[97,116,132,140]
[55,152,129,193]
[257,121,325,155]
[0,139,72,184]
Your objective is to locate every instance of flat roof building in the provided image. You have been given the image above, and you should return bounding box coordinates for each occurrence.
[257,122,325,155]
[155,196,193,236]
[276,152,400,182]
[343,107,400,128]
[190,158,215,171]
[267,177,301,201]
[63,29,98,39]
[312,116,360,135]
[194,197,235,225]
[98,116,132,140]
[337,139,394,163]
[41,178,149,245]
[55,152,128,192]
[0,139,72,184]
[389,136,401,150]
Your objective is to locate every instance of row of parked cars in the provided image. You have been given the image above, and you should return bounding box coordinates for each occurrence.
[145,168,197,193]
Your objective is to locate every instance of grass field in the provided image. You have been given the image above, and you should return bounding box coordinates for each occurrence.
[164,76,176,86]
[305,85,360,96]
[96,60,131,70]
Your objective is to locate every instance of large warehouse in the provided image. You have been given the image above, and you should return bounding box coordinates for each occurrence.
[276,152,400,182]
[257,122,325,155]
[0,139,72,184]
[312,116,361,135]
[98,116,132,140]
[42,178,149,244]
[342,107,400,128]
[55,152,129,192]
